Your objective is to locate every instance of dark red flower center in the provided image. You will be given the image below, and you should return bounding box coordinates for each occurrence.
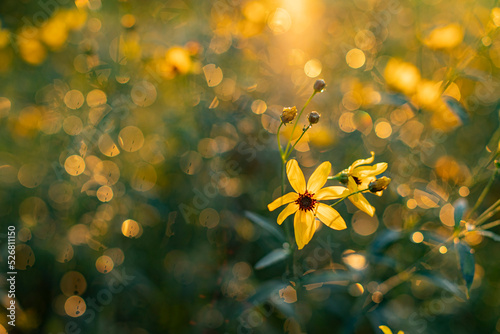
[295,191,316,211]
[352,176,362,185]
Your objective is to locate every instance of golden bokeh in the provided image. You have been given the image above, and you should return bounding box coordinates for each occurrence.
[95,255,114,274]
[60,271,87,296]
[64,296,86,317]
[118,126,145,152]
[121,219,142,238]
[64,155,86,176]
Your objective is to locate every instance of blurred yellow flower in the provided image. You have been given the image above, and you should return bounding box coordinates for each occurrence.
[18,28,47,65]
[492,7,500,27]
[424,23,463,50]
[343,152,387,216]
[0,29,10,49]
[268,159,348,249]
[384,58,420,95]
[379,326,404,334]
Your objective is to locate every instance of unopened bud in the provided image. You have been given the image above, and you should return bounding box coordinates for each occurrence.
[308,111,320,124]
[495,159,500,169]
[369,177,391,193]
[314,79,326,92]
[281,106,297,124]
[338,172,349,184]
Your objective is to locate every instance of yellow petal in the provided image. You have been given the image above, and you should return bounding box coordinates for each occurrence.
[294,210,315,250]
[277,203,299,225]
[348,193,375,217]
[268,192,299,211]
[349,151,375,172]
[307,161,331,194]
[378,326,393,334]
[286,159,306,194]
[316,203,346,230]
[397,331,404,334]
[315,186,349,200]
[352,162,387,179]
[347,176,359,192]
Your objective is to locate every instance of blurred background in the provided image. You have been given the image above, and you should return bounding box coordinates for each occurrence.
[0,0,499,333]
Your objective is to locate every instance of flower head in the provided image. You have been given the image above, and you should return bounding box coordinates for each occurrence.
[268,159,348,249]
[281,106,297,124]
[342,152,388,217]
[369,176,391,193]
[308,111,320,125]
[314,79,326,92]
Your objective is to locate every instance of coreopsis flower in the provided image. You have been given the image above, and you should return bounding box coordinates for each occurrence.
[342,152,388,217]
[379,325,404,334]
[268,159,348,249]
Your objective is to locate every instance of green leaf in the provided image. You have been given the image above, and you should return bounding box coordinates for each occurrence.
[379,93,409,106]
[300,270,353,286]
[442,96,469,125]
[255,248,290,270]
[415,270,466,300]
[453,199,467,229]
[244,211,286,242]
[369,230,402,254]
[247,280,288,305]
[476,230,500,242]
[455,241,475,296]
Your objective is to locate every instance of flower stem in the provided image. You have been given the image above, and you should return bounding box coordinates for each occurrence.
[283,91,316,158]
[330,189,368,207]
[285,125,311,160]
[277,122,285,163]
[479,219,500,230]
[466,168,498,221]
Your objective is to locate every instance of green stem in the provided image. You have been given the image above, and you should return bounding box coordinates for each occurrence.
[285,126,311,160]
[277,122,285,163]
[476,205,500,227]
[466,168,498,221]
[283,91,316,158]
[479,219,500,230]
[330,189,368,207]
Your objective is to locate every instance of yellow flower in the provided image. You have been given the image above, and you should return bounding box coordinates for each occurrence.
[379,325,404,334]
[343,152,387,217]
[268,159,348,250]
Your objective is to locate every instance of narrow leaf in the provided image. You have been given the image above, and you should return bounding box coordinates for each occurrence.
[455,241,475,295]
[255,248,290,270]
[247,280,288,305]
[442,96,469,125]
[416,270,466,300]
[300,270,353,285]
[370,230,402,254]
[379,93,409,106]
[453,198,467,229]
[476,230,500,242]
[244,211,285,242]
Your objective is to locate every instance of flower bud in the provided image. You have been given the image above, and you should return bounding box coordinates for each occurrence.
[308,111,320,124]
[314,79,326,92]
[338,172,349,184]
[281,106,297,124]
[369,177,391,193]
[495,159,500,169]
